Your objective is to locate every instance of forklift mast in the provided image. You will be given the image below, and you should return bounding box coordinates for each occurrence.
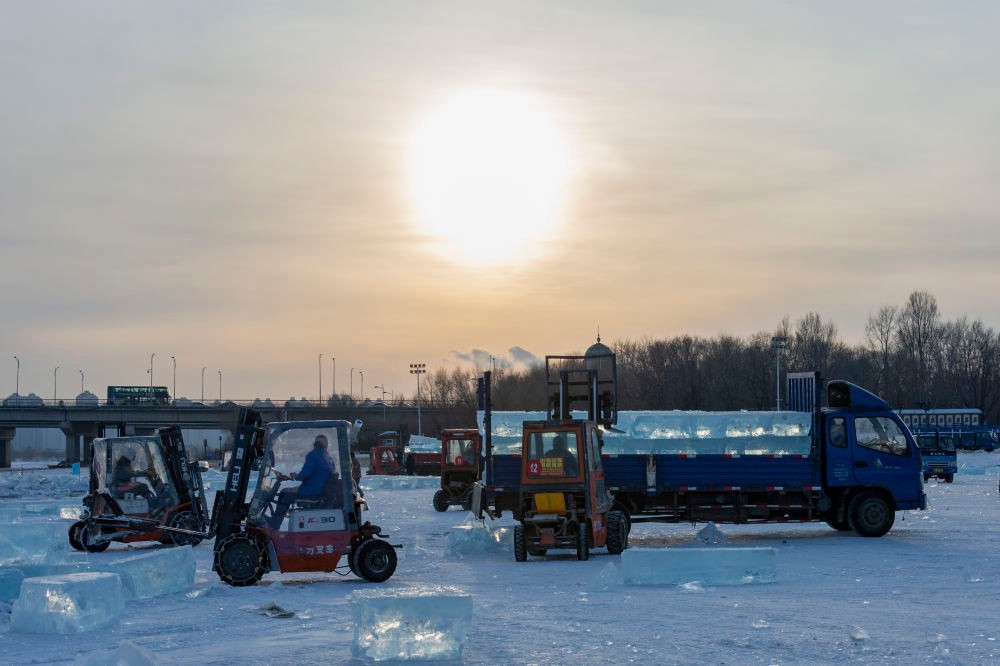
[211,408,264,544]
[545,352,618,428]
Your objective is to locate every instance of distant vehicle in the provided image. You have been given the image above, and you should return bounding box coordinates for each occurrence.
[915,431,958,483]
[433,429,482,512]
[106,386,171,406]
[897,408,983,429]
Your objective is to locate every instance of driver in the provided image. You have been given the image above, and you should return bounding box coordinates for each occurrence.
[270,434,336,528]
[112,449,156,503]
[545,434,578,476]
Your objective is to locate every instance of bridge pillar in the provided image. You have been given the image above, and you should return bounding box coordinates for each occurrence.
[0,427,14,469]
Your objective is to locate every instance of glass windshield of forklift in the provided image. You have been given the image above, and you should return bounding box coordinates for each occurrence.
[525,431,580,479]
[257,427,343,512]
[445,438,475,467]
[106,437,178,511]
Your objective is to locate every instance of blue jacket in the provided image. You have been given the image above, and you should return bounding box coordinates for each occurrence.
[296,447,334,496]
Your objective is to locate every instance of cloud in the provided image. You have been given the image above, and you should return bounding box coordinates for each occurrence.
[447,346,542,370]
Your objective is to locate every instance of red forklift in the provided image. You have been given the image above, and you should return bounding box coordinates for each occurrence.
[512,351,628,561]
[368,430,403,475]
[212,411,397,586]
[68,426,210,552]
[432,429,481,512]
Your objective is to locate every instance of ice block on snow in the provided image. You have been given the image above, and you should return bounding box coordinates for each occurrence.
[10,572,124,633]
[446,523,512,556]
[622,547,777,586]
[106,545,196,599]
[350,586,473,661]
[0,521,69,566]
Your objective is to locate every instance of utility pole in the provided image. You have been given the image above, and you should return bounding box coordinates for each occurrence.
[409,363,426,436]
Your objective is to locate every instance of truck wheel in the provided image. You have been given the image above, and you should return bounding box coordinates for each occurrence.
[165,511,203,546]
[923,474,930,482]
[606,511,627,554]
[432,490,449,512]
[79,523,110,553]
[848,492,895,538]
[353,539,397,582]
[514,525,527,562]
[611,501,632,535]
[576,523,590,561]
[944,474,954,483]
[68,521,85,551]
[215,533,267,586]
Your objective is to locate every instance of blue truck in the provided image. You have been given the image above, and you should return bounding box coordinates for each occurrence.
[477,373,926,538]
[914,430,958,483]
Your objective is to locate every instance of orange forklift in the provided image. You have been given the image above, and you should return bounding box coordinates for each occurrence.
[432,429,481,512]
[513,351,628,561]
[368,430,403,475]
[211,410,398,586]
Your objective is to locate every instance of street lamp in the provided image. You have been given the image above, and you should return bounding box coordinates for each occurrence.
[359,371,364,402]
[201,366,206,403]
[149,353,155,388]
[374,384,388,422]
[331,356,336,398]
[171,356,176,401]
[218,370,222,403]
[771,337,788,411]
[350,368,354,401]
[318,353,323,403]
[53,366,59,402]
[13,356,19,396]
[79,370,84,393]
[409,363,426,436]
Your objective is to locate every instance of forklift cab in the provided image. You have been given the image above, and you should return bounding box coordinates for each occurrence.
[92,436,177,516]
[368,446,401,475]
[433,429,481,512]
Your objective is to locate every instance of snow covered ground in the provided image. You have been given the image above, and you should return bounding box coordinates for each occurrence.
[1,452,999,664]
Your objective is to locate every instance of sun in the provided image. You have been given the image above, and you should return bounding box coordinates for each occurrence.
[407,88,574,266]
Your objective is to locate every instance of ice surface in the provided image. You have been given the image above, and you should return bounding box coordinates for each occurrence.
[350,586,473,661]
[73,639,162,665]
[11,572,124,633]
[0,521,70,566]
[621,547,777,586]
[480,410,812,455]
[447,520,512,556]
[360,475,440,491]
[107,545,196,599]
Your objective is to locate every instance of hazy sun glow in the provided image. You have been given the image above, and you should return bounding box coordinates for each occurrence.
[407,88,573,266]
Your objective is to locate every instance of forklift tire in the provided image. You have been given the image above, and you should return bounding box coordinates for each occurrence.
[611,501,632,535]
[606,511,627,555]
[165,511,203,547]
[352,539,397,582]
[68,521,85,551]
[848,491,895,538]
[944,474,954,483]
[432,490,449,512]
[79,523,110,553]
[576,524,590,561]
[513,525,527,562]
[215,534,267,586]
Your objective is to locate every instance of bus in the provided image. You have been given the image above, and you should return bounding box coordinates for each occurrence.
[106,386,171,406]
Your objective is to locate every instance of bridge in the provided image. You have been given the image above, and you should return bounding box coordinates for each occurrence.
[0,402,474,467]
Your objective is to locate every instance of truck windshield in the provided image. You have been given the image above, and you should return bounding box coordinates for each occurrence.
[918,436,956,454]
[525,431,580,478]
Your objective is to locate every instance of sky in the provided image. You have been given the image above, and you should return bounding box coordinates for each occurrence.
[2,2,998,403]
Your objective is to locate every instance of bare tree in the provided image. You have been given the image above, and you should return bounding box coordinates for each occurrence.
[864,305,898,396]
[896,291,941,404]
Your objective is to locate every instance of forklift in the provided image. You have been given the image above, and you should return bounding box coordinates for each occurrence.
[367,430,404,475]
[68,426,210,552]
[432,429,481,512]
[211,410,397,586]
[512,351,628,561]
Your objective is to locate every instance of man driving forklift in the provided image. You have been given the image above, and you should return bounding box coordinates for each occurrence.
[270,434,341,528]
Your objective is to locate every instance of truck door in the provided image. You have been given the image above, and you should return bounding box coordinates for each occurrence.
[849,413,921,501]
[823,414,856,487]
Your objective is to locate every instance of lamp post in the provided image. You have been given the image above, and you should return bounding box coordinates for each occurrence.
[374,384,387,422]
[171,356,176,401]
[149,353,155,388]
[201,366,206,403]
[218,370,222,403]
[771,337,788,411]
[318,353,323,403]
[331,356,336,399]
[359,371,364,402]
[79,370,84,393]
[409,363,426,436]
[53,366,59,402]
[13,356,19,396]
[350,367,354,401]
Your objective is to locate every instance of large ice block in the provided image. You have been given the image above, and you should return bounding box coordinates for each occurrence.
[106,545,195,599]
[446,523,512,556]
[0,564,90,603]
[359,475,440,491]
[350,586,473,661]
[0,522,69,566]
[622,547,777,586]
[10,572,124,633]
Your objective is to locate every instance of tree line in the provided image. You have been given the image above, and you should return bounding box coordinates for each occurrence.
[415,291,1000,424]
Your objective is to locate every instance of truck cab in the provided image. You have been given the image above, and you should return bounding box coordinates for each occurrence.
[915,430,957,483]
